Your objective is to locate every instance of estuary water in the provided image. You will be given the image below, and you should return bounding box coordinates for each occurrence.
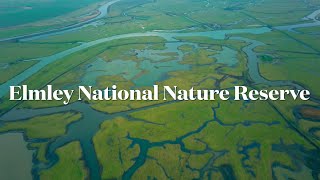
[0,0,121,43]
[0,133,33,180]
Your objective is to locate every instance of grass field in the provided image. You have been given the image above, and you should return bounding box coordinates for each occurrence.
[39,141,88,180]
[0,112,81,139]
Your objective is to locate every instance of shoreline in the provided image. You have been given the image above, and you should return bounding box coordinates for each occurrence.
[0,0,121,43]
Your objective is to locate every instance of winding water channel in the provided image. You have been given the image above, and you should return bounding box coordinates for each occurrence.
[275,9,320,32]
[0,27,273,98]
[0,0,121,43]
[0,5,320,180]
